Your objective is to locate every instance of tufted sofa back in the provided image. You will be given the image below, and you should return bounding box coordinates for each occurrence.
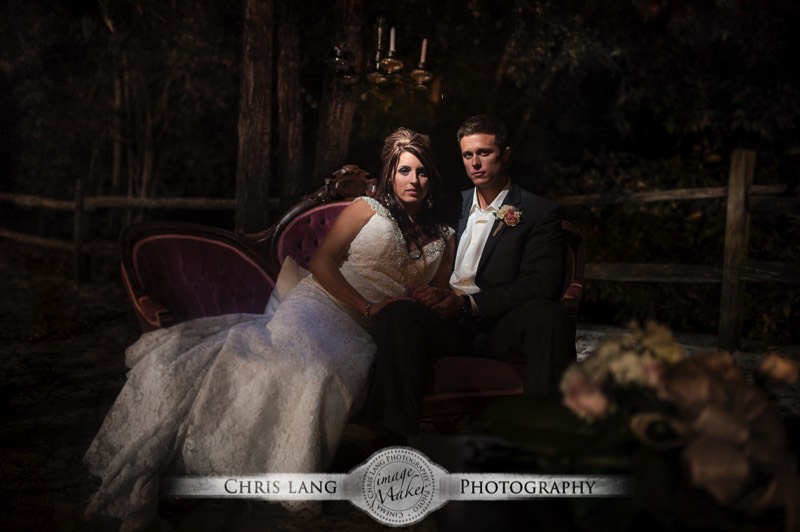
[276,202,350,270]
[121,223,275,332]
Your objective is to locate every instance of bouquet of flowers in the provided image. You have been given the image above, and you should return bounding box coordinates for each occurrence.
[482,321,799,531]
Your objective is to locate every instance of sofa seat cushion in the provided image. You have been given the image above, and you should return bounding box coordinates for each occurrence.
[426,357,525,400]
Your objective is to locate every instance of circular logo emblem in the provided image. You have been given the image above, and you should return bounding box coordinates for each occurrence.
[360,446,437,526]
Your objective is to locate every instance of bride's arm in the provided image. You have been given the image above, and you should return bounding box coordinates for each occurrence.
[309,199,379,318]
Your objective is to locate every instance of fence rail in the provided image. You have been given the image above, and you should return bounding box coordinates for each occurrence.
[556,184,785,206]
[554,149,799,348]
[1,150,798,348]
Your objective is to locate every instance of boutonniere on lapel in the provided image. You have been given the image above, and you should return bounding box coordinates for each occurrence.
[492,205,523,236]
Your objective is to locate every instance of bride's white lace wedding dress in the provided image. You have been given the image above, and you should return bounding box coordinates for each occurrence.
[83,197,452,530]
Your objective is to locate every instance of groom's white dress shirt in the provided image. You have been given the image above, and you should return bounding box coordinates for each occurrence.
[449,186,510,314]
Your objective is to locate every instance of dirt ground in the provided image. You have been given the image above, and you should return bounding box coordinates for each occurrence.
[0,240,431,531]
[1,239,798,531]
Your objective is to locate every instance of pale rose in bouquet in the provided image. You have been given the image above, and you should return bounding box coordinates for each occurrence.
[559,320,681,421]
[558,320,799,530]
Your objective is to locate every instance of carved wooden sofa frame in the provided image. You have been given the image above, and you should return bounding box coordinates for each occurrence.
[120,164,585,415]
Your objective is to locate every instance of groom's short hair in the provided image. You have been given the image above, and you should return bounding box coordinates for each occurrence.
[456,115,509,150]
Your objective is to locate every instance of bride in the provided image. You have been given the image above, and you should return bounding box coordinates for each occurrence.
[83,128,455,530]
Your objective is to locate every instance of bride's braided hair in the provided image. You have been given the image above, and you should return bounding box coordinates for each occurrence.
[376,128,448,251]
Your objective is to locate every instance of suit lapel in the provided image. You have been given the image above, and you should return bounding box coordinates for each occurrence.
[476,184,522,274]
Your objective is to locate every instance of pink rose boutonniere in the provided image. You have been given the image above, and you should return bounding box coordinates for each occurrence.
[492,205,523,236]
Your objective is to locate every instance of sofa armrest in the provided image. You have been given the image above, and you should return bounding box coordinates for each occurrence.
[135,295,176,330]
[121,262,175,332]
[560,281,583,318]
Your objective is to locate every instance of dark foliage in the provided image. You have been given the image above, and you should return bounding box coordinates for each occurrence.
[2,0,798,341]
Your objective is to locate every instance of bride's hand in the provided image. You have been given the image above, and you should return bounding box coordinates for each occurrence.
[410,285,449,308]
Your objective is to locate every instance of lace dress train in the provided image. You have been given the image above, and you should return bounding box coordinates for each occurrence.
[83,197,452,530]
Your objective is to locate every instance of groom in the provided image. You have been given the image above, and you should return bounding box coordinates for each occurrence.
[363,114,575,437]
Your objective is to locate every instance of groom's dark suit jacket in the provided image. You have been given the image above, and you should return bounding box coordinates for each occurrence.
[457,182,564,322]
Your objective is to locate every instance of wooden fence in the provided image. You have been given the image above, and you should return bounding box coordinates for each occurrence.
[555,149,799,348]
[1,149,797,348]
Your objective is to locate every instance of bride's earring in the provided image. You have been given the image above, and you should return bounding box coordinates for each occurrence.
[426,196,433,208]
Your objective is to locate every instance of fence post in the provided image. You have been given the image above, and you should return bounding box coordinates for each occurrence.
[718,149,756,350]
[73,179,88,284]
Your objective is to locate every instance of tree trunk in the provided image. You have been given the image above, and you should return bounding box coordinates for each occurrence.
[277,0,304,210]
[312,0,364,181]
[511,67,558,151]
[106,75,124,230]
[140,110,155,198]
[488,36,514,113]
[121,58,138,223]
[236,0,274,234]
[112,75,123,194]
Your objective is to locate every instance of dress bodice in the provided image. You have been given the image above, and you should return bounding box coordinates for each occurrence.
[333,196,453,305]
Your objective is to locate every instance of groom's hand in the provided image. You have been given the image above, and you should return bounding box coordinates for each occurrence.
[411,286,463,319]
[430,292,463,320]
[410,285,443,305]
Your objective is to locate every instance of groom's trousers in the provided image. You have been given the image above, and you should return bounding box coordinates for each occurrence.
[362,298,575,436]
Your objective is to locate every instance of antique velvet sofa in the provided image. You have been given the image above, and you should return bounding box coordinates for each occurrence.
[120,165,585,414]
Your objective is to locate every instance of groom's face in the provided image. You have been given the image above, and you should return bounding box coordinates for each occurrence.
[459,133,510,190]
